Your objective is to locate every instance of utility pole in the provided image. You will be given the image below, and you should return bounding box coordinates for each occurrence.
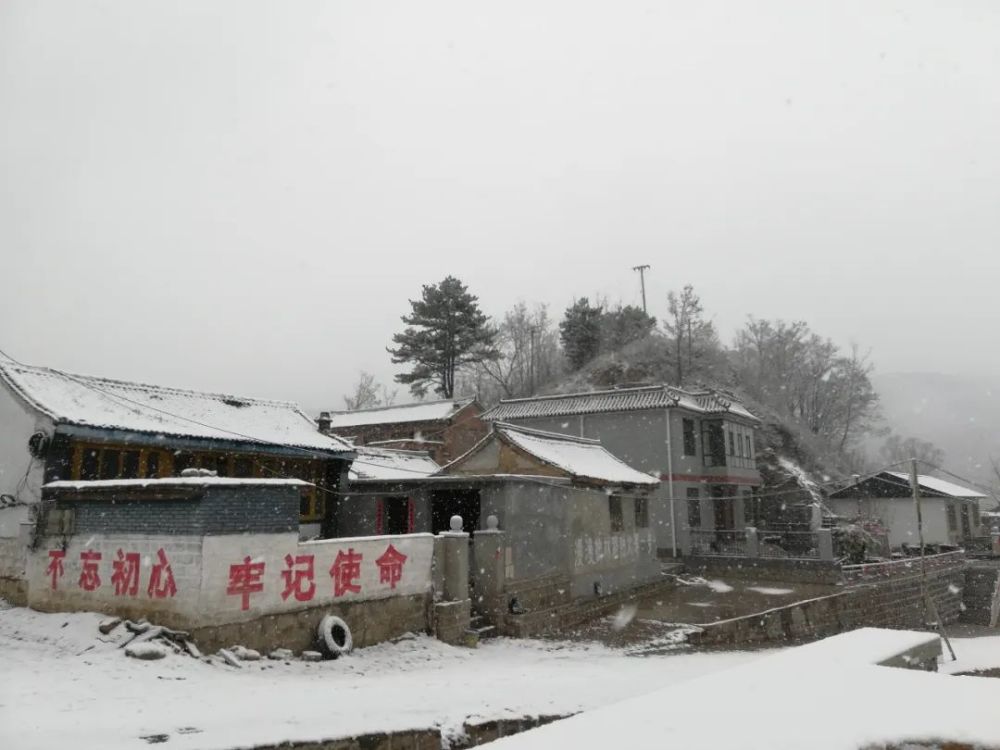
[528,325,539,395]
[632,264,650,314]
[911,458,956,660]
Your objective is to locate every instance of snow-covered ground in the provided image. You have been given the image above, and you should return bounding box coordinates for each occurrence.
[487,629,1000,750]
[0,603,763,750]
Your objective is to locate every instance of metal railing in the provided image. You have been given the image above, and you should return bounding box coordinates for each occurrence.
[841,550,965,582]
[688,529,747,557]
[758,530,821,560]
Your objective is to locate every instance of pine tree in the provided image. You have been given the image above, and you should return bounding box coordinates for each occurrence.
[388,276,499,398]
[559,298,603,370]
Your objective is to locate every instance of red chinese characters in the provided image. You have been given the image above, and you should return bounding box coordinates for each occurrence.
[330,548,362,597]
[375,544,407,590]
[46,550,65,590]
[280,553,316,602]
[148,548,178,599]
[78,550,102,591]
[111,549,141,597]
[227,556,265,610]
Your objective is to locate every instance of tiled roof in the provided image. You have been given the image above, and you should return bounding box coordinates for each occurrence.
[349,447,440,481]
[440,422,658,487]
[0,361,353,454]
[324,398,477,429]
[482,385,758,423]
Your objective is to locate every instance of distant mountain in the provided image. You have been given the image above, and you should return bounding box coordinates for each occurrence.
[873,371,1000,488]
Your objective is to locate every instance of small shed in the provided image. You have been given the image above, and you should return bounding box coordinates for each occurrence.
[828,471,987,549]
[338,424,662,599]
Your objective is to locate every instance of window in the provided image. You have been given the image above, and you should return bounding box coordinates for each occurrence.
[728,430,735,456]
[972,504,981,529]
[144,451,160,478]
[212,454,229,477]
[745,434,752,460]
[946,503,957,532]
[233,457,254,478]
[174,451,194,473]
[80,448,99,480]
[961,504,971,538]
[686,487,701,527]
[121,450,140,479]
[300,494,312,518]
[703,422,726,466]
[99,449,121,479]
[634,497,649,529]
[743,490,755,525]
[682,418,697,456]
[609,496,624,532]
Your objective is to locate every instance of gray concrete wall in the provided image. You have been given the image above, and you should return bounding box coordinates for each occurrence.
[490,480,659,600]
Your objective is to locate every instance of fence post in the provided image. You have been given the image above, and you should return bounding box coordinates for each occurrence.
[817,528,834,561]
[745,527,760,558]
[433,515,472,646]
[471,515,506,626]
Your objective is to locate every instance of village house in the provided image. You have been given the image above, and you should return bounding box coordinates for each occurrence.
[317,398,486,465]
[339,423,662,602]
[481,385,763,557]
[828,471,988,550]
[0,360,355,603]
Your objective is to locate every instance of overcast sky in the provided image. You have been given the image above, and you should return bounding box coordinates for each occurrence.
[2,1,998,412]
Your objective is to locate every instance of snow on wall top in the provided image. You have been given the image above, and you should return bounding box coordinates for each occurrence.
[884,471,986,499]
[483,385,759,424]
[349,447,440,481]
[44,477,309,490]
[324,398,476,429]
[0,361,353,454]
[492,423,659,486]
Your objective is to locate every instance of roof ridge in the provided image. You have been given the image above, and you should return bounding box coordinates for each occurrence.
[493,421,602,445]
[326,397,474,416]
[496,384,673,404]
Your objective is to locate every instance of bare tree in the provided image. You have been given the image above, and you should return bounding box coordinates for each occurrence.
[463,302,564,403]
[880,434,946,468]
[663,285,721,385]
[342,371,397,410]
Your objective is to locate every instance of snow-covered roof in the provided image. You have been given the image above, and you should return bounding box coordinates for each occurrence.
[884,471,987,499]
[349,447,440,482]
[483,385,759,423]
[0,361,353,454]
[445,423,658,487]
[323,398,477,429]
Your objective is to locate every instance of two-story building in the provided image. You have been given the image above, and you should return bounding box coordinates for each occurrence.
[481,385,762,557]
[317,398,486,465]
[0,360,355,602]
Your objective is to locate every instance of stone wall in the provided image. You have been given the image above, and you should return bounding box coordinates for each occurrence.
[684,554,843,584]
[960,561,1000,627]
[499,572,673,638]
[189,593,430,653]
[690,558,966,646]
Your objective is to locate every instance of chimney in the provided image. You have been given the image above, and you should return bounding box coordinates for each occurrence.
[317,411,331,433]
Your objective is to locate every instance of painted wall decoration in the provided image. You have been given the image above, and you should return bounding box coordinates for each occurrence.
[29,532,435,627]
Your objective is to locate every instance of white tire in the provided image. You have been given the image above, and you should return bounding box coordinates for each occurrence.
[317,615,353,657]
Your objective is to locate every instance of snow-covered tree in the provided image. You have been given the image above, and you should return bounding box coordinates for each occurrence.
[559,298,603,370]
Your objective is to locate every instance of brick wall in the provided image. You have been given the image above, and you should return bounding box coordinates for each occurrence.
[65,486,299,536]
